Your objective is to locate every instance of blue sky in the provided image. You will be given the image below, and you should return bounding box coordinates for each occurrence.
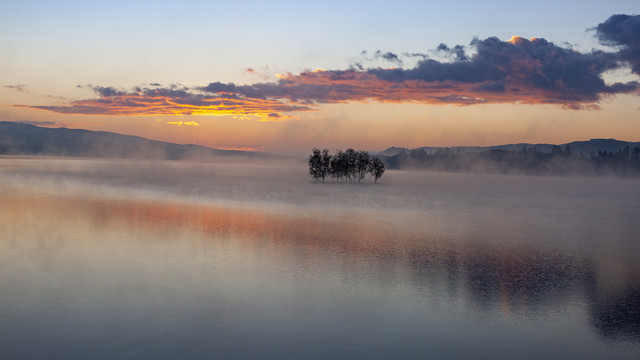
[3,0,637,85]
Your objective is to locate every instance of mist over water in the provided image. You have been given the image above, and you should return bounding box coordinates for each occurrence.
[1,157,639,359]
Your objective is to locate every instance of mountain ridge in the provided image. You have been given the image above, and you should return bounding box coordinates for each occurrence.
[381,138,640,157]
[0,121,268,160]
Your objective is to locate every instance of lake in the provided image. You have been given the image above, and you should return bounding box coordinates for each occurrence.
[1,156,639,359]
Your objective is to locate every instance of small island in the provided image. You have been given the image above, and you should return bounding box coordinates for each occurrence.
[308,148,385,183]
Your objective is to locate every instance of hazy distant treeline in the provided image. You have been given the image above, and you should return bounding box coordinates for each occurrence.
[309,148,385,182]
[383,145,640,177]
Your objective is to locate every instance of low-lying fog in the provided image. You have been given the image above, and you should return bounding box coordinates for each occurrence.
[2,156,638,254]
[1,156,639,359]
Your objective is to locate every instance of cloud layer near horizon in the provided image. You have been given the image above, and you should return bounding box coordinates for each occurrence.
[15,14,640,117]
[20,85,312,118]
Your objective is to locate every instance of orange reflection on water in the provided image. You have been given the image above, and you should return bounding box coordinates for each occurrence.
[2,188,639,339]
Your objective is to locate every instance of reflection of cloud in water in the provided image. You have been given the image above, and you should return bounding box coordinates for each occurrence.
[2,189,638,342]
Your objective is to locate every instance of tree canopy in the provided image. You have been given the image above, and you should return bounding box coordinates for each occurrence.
[308,148,385,182]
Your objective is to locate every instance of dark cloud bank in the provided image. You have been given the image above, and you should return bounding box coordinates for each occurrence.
[596,14,640,74]
[18,14,640,116]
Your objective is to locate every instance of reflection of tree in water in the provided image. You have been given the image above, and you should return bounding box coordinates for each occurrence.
[95,196,640,342]
[588,279,640,341]
[470,251,595,310]
[408,245,640,341]
[407,246,596,313]
[9,192,639,343]
[406,245,639,341]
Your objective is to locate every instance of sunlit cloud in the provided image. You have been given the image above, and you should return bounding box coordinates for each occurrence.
[211,146,266,152]
[243,67,270,80]
[167,121,200,127]
[13,14,640,118]
[209,34,637,109]
[16,85,312,118]
[197,26,639,110]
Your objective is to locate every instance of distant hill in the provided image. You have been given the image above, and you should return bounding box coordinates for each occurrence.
[560,139,640,157]
[380,139,640,177]
[379,146,408,156]
[0,121,267,160]
[384,139,640,157]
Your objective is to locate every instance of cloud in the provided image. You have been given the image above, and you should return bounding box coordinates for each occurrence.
[167,121,199,126]
[243,67,270,80]
[15,14,640,117]
[365,36,634,103]
[374,50,403,65]
[436,43,468,61]
[91,86,127,97]
[4,84,27,93]
[350,50,403,69]
[200,34,637,108]
[18,85,313,118]
[595,14,640,74]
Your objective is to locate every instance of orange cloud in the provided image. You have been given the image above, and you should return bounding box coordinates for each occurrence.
[14,30,640,118]
[272,69,603,107]
[212,146,266,152]
[197,36,638,110]
[167,121,200,126]
[17,86,312,118]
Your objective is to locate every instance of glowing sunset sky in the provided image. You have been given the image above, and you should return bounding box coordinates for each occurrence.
[1,1,639,152]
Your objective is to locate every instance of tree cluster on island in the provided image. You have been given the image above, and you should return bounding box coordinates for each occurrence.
[308,148,385,182]
[382,144,640,177]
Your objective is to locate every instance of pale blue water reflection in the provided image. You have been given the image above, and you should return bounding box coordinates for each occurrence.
[1,157,639,359]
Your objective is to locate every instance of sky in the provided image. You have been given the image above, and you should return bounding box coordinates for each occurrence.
[1,1,639,152]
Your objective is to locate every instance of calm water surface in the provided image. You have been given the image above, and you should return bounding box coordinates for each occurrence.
[1,157,639,359]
